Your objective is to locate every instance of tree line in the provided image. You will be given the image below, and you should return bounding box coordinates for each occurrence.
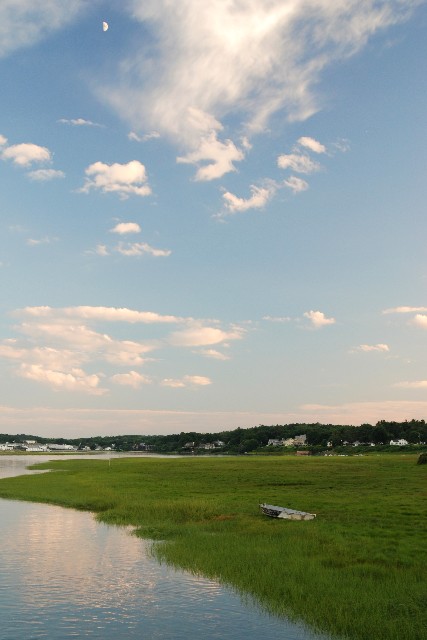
[1,419,426,453]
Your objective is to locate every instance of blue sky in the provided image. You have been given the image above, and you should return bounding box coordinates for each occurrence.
[1,0,427,437]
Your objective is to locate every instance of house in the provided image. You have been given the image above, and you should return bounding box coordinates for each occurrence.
[390,439,409,446]
[0,442,23,450]
[282,438,296,447]
[267,439,283,446]
[293,434,307,446]
[46,443,77,451]
[24,444,48,452]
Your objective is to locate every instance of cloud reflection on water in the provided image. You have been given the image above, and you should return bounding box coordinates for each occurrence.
[0,457,326,639]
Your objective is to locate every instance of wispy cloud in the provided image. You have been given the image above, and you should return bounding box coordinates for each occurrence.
[297,136,326,154]
[111,371,151,388]
[92,223,169,257]
[101,1,416,167]
[351,343,390,353]
[80,160,151,198]
[26,236,58,246]
[177,126,245,181]
[0,306,243,395]
[283,176,309,194]
[383,306,427,314]
[411,314,427,329]
[19,363,106,395]
[216,132,330,217]
[28,169,65,181]
[263,315,292,323]
[393,380,427,389]
[277,153,321,174]
[20,306,183,324]
[0,1,85,58]
[128,131,160,142]
[221,183,276,215]
[58,118,102,127]
[94,244,109,256]
[162,375,212,388]
[168,324,244,347]
[116,241,171,257]
[197,349,230,361]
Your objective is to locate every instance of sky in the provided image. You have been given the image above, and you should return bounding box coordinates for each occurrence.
[1,0,427,437]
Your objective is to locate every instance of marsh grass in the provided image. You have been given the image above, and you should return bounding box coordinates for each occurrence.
[0,455,425,640]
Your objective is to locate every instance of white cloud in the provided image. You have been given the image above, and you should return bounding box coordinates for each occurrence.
[111,371,151,388]
[28,169,65,181]
[26,236,57,246]
[0,344,82,370]
[161,375,212,388]
[19,364,106,395]
[277,153,321,174]
[411,314,427,329]
[128,131,160,142]
[1,306,244,395]
[104,1,417,151]
[284,176,309,193]
[393,380,427,389]
[0,134,7,146]
[383,306,427,314]
[169,325,244,347]
[161,378,186,388]
[116,241,171,257]
[352,344,390,353]
[110,222,142,235]
[222,184,276,214]
[18,321,153,367]
[332,139,351,153]
[198,349,230,361]
[184,375,212,386]
[0,1,85,58]
[177,130,244,181]
[20,305,183,324]
[58,118,102,127]
[262,315,292,323]
[80,160,151,198]
[94,244,109,256]
[2,143,51,167]
[303,310,336,328]
[297,136,326,154]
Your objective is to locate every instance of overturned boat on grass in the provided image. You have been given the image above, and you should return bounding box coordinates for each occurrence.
[259,503,316,521]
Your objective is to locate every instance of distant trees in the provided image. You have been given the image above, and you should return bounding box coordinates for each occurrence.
[1,418,426,454]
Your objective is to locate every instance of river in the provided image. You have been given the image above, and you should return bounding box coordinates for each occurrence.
[0,455,329,640]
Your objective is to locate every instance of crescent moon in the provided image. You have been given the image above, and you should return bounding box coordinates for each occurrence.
[102,21,109,32]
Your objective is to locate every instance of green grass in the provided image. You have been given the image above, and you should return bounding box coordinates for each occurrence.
[0,455,425,640]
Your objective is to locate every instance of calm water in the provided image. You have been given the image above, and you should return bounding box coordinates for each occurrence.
[0,456,328,640]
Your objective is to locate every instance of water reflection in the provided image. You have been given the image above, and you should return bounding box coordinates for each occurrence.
[0,457,328,640]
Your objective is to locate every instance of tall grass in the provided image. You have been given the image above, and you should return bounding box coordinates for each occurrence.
[0,455,425,640]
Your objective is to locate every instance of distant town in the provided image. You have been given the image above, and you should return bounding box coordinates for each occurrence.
[1,419,426,455]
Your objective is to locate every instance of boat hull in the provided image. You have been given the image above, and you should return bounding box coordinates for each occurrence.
[259,503,316,521]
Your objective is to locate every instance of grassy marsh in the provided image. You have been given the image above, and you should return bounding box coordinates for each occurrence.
[0,455,425,640]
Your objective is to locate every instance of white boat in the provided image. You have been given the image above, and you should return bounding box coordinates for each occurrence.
[259,503,316,520]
